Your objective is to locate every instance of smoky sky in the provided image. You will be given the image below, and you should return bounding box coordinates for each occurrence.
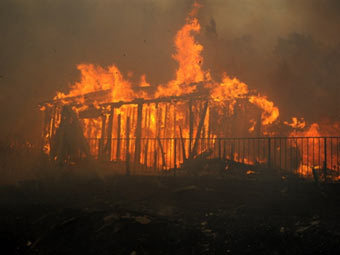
[1,0,340,142]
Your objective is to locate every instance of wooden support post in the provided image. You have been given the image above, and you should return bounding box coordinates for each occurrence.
[148,107,152,137]
[190,101,208,159]
[189,100,193,156]
[99,114,107,160]
[144,141,149,167]
[106,107,114,160]
[173,104,176,138]
[125,116,130,176]
[174,138,177,174]
[164,104,168,138]
[50,106,57,141]
[156,104,160,138]
[116,114,121,160]
[134,103,143,164]
[179,126,187,161]
[157,137,166,169]
[42,106,52,152]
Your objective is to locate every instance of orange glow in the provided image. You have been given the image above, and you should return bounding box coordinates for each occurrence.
[290,123,321,137]
[41,2,283,166]
[155,7,210,97]
[284,117,306,129]
[40,2,339,180]
[139,74,151,87]
[55,64,135,103]
[248,95,279,125]
[210,74,249,114]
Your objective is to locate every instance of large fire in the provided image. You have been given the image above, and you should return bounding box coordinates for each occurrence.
[41,3,339,178]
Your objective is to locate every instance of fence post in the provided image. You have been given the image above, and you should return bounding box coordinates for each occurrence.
[268,137,271,168]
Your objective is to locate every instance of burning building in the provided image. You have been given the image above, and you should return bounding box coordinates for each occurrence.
[39,3,340,180]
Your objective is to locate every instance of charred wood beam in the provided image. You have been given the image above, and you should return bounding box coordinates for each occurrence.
[164,104,169,138]
[173,104,176,138]
[39,89,112,107]
[100,93,209,108]
[42,106,52,150]
[105,107,114,160]
[98,115,107,160]
[39,81,208,107]
[173,138,177,170]
[144,141,149,166]
[116,114,121,160]
[134,103,143,164]
[190,101,209,159]
[49,106,58,147]
[157,137,166,169]
[179,126,187,161]
[125,116,131,176]
[146,107,151,137]
[42,92,209,109]
[189,100,193,156]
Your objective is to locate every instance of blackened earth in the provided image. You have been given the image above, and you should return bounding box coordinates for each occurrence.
[1,168,340,255]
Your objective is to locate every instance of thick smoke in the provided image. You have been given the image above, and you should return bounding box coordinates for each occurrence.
[1,0,340,143]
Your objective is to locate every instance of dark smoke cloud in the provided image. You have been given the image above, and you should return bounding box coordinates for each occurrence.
[200,0,340,121]
[1,0,340,142]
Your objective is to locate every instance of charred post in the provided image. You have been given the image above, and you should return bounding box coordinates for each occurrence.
[116,114,121,160]
[125,116,130,176]
[106,107,114,160]
[190,101,208,159]
[98,114,107,160]
[134,102,143,164]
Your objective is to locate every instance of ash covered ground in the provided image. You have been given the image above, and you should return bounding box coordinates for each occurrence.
[1,160,340,255]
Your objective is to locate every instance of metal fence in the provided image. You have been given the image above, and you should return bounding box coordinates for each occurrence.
[88,137,340,180]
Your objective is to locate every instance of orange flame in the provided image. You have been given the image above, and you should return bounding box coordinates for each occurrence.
[139,74,151,87]
[284,117,306,129]
[156,6,210,97]
[248,95,279,125]
[42,2,335,176]
[55,64,135,103]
